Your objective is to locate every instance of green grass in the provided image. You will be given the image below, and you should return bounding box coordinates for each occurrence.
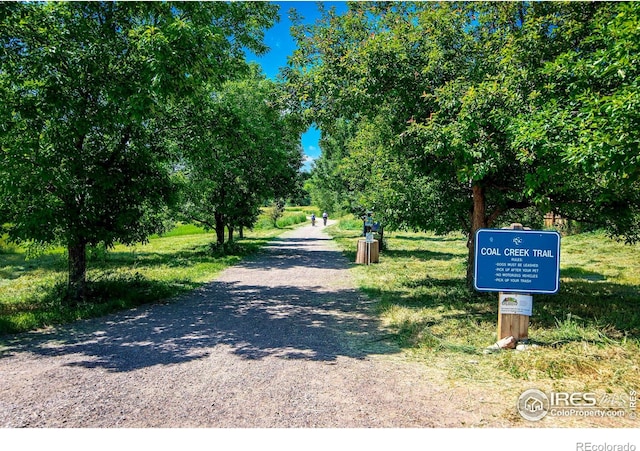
[150,223,208,238]
[0,208,311,336]
[327,217,640,394]
[283,205,319,215]
[252,207,314,230]
[3,209,638,400]
[276,212,308,228]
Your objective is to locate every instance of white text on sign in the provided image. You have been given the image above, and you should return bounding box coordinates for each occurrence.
[480,248,555,258]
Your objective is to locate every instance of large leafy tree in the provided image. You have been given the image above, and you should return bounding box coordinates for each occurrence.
[511,1,640,241]
[287,2,529,281]
[175,67,304,245]
[291,2,465,227]
[0,2,278,300]
[286,1,639,285]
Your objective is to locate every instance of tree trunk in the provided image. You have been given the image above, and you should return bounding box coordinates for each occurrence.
[215,212,225,245]
[467,184,487,287]
[239,226,244,239]
[228,225,234,243]
[68,240,87,303]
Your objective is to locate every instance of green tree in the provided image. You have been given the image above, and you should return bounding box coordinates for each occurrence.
[288,170,312,207]
[175,68,304,246]
[286,2,638,285]
[287,2,524,281]
[511,2,640,241]
[0,2,278,300]
[305,118,357,215]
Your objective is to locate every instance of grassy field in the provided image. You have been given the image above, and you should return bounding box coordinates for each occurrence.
[327,217,640,398]
[0,208,313,336]
[3,207,638,415]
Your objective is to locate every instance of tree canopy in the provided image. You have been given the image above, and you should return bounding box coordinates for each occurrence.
[0,1,279,299]
[2,1,638,296]
[173,66,304,245]
[285,1,640,284]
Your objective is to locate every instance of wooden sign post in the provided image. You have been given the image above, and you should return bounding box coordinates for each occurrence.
[475,223,561,348]
[498,224,530,341]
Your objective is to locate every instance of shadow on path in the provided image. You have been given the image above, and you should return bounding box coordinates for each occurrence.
[0,228,398,372]
[234,234,355,271]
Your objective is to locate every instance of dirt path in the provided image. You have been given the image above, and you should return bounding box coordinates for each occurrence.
[0,222,511,427]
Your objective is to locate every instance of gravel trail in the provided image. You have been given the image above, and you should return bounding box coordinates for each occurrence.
[0,221,509,428]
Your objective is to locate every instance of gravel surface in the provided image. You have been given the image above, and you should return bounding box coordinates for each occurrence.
[0,222,513,428]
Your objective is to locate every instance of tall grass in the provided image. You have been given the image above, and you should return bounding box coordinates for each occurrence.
[284,206,319,215]
[326,217,640,393]
[253,207,313,230]
[276,212,308,228]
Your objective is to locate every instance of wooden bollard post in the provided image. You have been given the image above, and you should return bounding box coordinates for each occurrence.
[356,239,379,265]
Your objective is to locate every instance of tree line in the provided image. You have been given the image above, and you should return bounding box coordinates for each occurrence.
[284,2,640,284]
[0,2,305,301]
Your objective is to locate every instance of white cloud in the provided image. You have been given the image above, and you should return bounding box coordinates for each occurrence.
[302,154,316,172]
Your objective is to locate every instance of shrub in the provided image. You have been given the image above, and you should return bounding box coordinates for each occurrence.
[276,213,307,228]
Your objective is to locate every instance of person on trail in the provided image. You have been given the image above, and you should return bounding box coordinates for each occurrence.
[322,211,328,226]
[363,211,374,235]
[311,213,316,226]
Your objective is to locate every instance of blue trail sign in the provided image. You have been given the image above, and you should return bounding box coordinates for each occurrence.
[474,229,561,294]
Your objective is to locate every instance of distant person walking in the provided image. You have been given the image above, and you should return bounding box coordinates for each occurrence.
[322,211,328,226]
[311,213,316,226]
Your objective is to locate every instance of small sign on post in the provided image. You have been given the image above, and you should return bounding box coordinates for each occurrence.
[499,293,533,316]
[498,293,533,341]
[474,224,561,343]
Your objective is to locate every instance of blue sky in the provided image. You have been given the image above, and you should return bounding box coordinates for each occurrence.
[246,1,348,171]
